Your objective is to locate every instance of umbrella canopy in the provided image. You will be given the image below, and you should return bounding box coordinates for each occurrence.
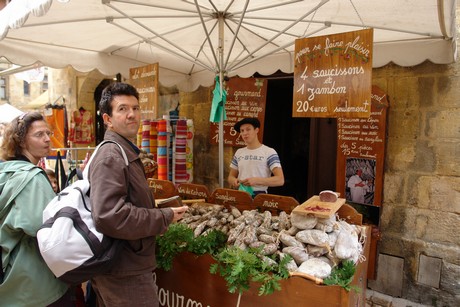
[0,103,24,123]
[0,0,457,92]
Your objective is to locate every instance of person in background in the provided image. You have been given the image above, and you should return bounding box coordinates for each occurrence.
[228,117,284,197]
[347,168,368,203]
[45,168,59,193]
[88,82,188,307]
[0,112,74,306]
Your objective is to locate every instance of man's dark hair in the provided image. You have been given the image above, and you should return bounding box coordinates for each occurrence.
[99,82,139,117]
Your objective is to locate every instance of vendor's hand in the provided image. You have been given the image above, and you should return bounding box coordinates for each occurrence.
[171,205,188,222]
[240,177,257,187]
[232,179,239,188]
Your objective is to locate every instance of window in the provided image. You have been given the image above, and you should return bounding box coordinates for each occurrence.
[23,81,30,96]
[0,77,6,100]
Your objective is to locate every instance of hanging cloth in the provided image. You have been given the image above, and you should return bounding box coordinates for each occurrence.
[209,76,227,123]
[44,104,68,158]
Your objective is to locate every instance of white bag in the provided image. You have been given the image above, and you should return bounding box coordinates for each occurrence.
[37,140,128,285]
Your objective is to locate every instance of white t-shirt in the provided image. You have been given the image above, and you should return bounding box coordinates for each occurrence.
[229,144,282,192]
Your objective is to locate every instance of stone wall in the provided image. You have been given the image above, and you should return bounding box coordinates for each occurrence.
[368,61,460,306]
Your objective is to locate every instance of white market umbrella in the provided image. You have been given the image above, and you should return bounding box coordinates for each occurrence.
[0,0,456,91]
[0,0,457,185]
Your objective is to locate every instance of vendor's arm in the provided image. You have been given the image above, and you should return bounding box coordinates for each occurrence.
[241,166,284,187]
[228,168,240,188]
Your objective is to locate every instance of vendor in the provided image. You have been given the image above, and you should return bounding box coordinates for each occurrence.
[228,117,284,197]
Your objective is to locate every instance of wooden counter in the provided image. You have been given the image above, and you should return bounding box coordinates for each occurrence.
[154,215,371,307]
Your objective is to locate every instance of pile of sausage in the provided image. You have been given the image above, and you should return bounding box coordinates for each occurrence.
[179,203,365,280]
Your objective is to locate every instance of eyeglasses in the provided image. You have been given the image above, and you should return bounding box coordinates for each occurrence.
[30,131,53,139]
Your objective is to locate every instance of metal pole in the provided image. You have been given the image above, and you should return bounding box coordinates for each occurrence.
[218,13,224,187]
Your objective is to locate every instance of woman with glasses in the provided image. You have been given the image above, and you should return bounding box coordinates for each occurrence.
[0,112,74,306]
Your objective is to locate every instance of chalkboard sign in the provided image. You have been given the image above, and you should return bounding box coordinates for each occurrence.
[293,29,373,118]
[335,85,389,206]
[253,194,299,215]
[208,188,253,210]
[177,183,210,201]
[129,63,159,118]
[148,179,179,199]
[210,77,267,147]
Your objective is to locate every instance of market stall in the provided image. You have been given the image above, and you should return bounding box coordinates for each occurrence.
[154,196,370,307]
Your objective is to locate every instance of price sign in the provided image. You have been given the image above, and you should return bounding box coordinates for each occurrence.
[293,29,373,118]
[210,77,267,147]
[129,63,159,118]
[335,85,389,206]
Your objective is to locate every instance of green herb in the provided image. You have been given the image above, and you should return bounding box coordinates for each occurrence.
[209,246,291,296]
[188,229,227,255]
[156,223,194,270]
[323,260,360,292]
[156,223,227,270]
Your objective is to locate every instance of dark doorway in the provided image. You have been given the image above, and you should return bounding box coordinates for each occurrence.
[262,77,310,203]
[262,76,340,204]
[94,79,114,144]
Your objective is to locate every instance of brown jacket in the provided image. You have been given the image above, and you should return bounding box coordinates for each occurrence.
[88,130,173,275]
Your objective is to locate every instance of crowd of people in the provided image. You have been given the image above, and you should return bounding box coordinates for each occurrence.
[0,83,188,307]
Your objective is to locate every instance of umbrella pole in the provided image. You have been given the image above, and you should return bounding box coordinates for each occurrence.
[218,15,224,187]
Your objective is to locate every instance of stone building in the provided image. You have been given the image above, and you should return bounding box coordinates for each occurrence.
[1,34,459,307]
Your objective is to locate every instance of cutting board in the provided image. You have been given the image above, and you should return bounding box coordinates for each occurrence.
[292,195,346,218]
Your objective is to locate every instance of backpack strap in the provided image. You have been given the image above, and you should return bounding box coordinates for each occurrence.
[82,140,129,180]
[64,167,83,189]
[2,165,44,211]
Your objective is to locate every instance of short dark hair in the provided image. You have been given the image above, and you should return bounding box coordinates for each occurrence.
[0,112,46,160]
[234,117,260,133]
[99,82,139,117]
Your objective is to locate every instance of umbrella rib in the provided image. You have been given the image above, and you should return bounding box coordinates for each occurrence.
[109,0,207,15]
[107,20,214,73]
[223,19,287,69]
[244,16,437,38]
[193,0,219,73]
[222,19,253,65]
[187,21,220,76]
[230,0,330,69]
[224,0,250,70]
[104,1,215,72]
[229,25,329,72]
[230,0,303,16]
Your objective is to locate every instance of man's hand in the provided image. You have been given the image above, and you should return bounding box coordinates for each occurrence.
[171,205,188,222]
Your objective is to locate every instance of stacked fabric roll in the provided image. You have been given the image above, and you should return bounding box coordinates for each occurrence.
[137,124,142,149]
[174,119,188,184]
[140,120,151,153]
[186,119,194,182]
[157,119,168,180]
[150,121,158,161]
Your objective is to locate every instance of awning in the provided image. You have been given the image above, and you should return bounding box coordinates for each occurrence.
[0,0,457,92]
[22,90,49,110]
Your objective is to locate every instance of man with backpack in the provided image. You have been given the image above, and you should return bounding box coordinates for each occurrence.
[88,82,188,306]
